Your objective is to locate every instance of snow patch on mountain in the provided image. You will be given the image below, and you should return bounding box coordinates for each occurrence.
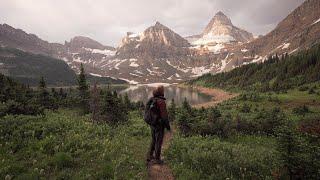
[129,62,139,67]
[84,48,116,56]
[128,33,140,38]
[208,44,225,54]
[218,53,230,73]
[190,43,225,54]
[167,75,174,80]
[192,34,235,45]
[241,49,249,52]
[191,66,212,76]
[134,70,144,75]
[129,73,143,77]
[289,48,299,54]
[62,57,69,62]
[119,78,139,85]
[166,60,190,73]
[282,43,290,49]
[73,56,86,63]
[90,73,102,77]
[128,58,139,67]
[312,18,320,25]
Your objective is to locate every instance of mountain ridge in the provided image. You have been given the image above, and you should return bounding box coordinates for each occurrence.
[0,0,319,84]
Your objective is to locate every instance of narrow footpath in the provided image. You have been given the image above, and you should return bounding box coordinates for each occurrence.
[147,129,174,180]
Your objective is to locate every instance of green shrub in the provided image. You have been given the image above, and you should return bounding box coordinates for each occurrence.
[308,87,316,94]
[240,92,262,101]
[53,152,73,169]
[234,108,286,135]
[0,110,148,179]
[176,108,193,136]
[298,86,309,91]
[240,104,251,113]
[277,125,320,179]
[292,105,310,116]
[166,136,280,179]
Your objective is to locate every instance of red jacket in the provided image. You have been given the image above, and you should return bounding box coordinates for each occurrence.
[154,96,170,130]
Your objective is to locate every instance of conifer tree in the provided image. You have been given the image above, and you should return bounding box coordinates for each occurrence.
[123,93,131,110]
[182,98,192,112]
[177,108,191,136]
[277,125,300,180]
[177,98,193,136]
[59,88,65,98]
[90,82,100,122]
[101,89,128,125]
[51,88,59,100]
[77,64,89,114]
[168,98,176,122]
[37,76,51,109]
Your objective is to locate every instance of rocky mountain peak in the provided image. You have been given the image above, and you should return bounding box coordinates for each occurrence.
[66,36,114,50]
[116,22,190,59]
[144,21,171,34]
[153,21,168,29]
[203,11,234,35]
[142,22,190,47]
[211,11,232,26]
[187,11,253,45]
[155,21,163,26]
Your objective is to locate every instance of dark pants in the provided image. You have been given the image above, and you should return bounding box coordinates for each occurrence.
[148,125,164,160]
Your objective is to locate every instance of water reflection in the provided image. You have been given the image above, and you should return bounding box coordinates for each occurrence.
[114,85,212,106]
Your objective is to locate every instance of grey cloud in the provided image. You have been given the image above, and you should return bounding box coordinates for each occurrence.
[0,0,305,46]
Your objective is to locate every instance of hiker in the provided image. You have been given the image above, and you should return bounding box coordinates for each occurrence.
[144,85,171,164]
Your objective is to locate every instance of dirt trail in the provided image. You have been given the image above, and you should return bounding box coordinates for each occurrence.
[147,129,174,180]
[147,86,238,180]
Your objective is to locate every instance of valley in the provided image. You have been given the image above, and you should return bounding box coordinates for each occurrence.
[0,0,320,179]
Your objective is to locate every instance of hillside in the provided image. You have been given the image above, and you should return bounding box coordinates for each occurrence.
[189,44,320,91]
[0,47,77,86]
[0,47,126,86]
[222,0,320,71]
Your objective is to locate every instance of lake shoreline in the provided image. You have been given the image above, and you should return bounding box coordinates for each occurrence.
[178,84,239,108]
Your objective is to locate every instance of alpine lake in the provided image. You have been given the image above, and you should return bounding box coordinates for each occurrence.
[109,84,213,106]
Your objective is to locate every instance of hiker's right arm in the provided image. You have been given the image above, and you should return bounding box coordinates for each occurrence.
[158,100,171,130]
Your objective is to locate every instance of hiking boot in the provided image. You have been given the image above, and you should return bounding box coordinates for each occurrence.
[152,159,164,165]
[146,155,155,162]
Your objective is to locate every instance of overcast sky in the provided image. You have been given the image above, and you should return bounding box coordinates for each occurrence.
[0,0,305,46]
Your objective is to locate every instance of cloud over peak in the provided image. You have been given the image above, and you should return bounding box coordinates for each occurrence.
[0,0,305,46]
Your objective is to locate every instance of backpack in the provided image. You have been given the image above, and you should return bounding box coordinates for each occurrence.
[144,97,160,126]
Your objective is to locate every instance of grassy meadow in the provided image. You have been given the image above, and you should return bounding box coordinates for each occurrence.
[0,110,150,179]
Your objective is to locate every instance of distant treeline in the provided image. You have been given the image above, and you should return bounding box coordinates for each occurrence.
[189,44,320,92]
